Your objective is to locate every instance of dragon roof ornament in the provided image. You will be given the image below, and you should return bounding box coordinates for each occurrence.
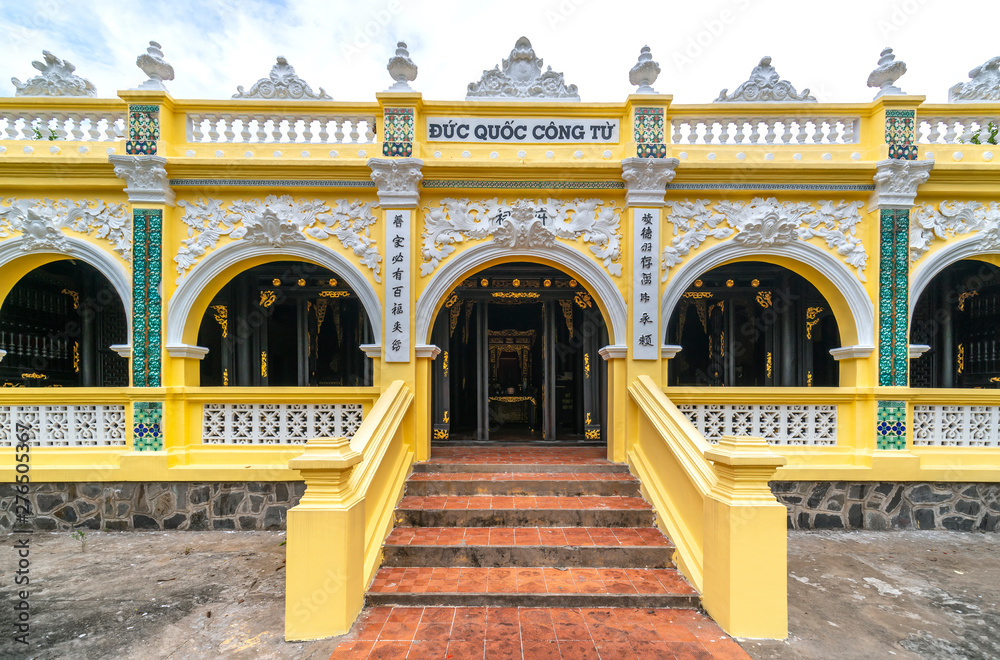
[466,37,580,101]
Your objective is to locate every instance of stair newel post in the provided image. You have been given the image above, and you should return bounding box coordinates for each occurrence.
[285,436,365,641]
[702,435,788,638]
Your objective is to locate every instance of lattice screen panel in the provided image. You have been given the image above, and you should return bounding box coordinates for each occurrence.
[913,405,1000,447]
[0,405,127,447]
[677,404,837,446]
[202,403,363,444]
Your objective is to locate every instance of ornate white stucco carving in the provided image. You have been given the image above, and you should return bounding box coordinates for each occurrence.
[0,198,130,262]
[386,42,418,92]
[109,155,175,206]
[661,198,867,281]
[466,37,580,101]
[420,198,622,277]
[621,158,680,207]
[135,41,174,92]
[12,51,97,97]
[233,56,331,100]
[869,158,934,210]
[629,46,660,95]
[715,56,816,103]
[949,56,1000,102]
[368,158,424,208]
[910,201,1000,262]
[867,47,907,100]
[175,197,381,282]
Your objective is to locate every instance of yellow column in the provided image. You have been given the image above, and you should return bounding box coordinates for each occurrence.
[702,436,788,638]
[285,436,365,640]
[598,346,627,461]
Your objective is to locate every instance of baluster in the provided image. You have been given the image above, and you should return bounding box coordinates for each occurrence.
[748,118,762,144]
[793,119,808,144]
[842,118,856,143]
[349,117,360,143]
[364,118,375,143]
[51,112,68,140]
[112,115,125,140]
[238,114,252,142]
[66,114,83,141]
[685,120,698,144]
[301,116,313,143]
[317,115,330,143]
[206,114,220,142]
[18,113,34,140]
[188,113,203,142]
[827,118,842,143]
[270,115,284,142]
[670,118,682,144]
[944,120,960,144]
[254,115,267,142]
[3,114,18,139]
[733,118,746,144]
[222,115,236,142]
[332,118,345,143]
[85,114,101,141]
[764,118,777,145]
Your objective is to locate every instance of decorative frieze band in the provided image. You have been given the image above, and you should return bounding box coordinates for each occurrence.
[0,197,131,262]
[910,200,1000,262]
[175,196,382,282]
[660,197,868,282]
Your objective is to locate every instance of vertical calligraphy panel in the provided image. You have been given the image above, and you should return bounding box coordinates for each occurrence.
[633,209,659,360]
[385,210,411,362]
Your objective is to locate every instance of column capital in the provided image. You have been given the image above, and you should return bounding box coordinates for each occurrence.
[109,155,175,206]
[598,345,628,360]
[621,157,679,208]
[368,157,424,208]
[868,158,933,210]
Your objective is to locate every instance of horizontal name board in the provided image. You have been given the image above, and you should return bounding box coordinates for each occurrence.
[426,117,619,143]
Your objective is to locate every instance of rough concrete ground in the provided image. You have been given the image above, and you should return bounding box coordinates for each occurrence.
[0,530,997,659]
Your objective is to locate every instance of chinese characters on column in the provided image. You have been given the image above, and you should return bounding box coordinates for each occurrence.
[633,210,659,360]
[385,211,411,362]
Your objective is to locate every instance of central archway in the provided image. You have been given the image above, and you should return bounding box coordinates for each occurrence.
[426,262,610,444]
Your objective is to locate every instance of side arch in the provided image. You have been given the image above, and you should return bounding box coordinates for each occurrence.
[0,236,132,334]
[416,242,627,345]
[661,241,874,348]
[910,238,1000,320]
[167,240,382,347]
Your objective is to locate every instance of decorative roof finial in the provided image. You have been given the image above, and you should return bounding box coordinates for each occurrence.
[715,56,816,102]
[867,47,907,100]
[233,57,331,100]
[12,51,97,97]
[948,56,1000,102]
[135,41,174,92]
[386,42,418,92]
[629,46,661,95]
[466,37,580,101]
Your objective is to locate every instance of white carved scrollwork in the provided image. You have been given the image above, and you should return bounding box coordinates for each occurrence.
[233,56,331,100]
[12,51,97,97]
[368,158,424,209]
[466,37,580,101]
[661,198,867,281]
[420,197,622,277]
[175,196,381,282]
[869,158,934,211]
[910,201,1000,262]
[948,56,1000,102]
[109,155,175,206]
[715,56,816,103]
[0,197,131,262]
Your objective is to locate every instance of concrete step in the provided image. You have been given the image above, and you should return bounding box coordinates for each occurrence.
[394,496,656,528]
[404,473,641,497]
[366,567,699,609]
[410,462,629,474]
[381,544,674,569]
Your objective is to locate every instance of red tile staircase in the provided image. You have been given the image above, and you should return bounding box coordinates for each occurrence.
[330,447,749,659]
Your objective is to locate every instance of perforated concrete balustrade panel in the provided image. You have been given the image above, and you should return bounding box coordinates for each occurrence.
[0,405,127,447]
[201,403,363,444]
[678,403,837,445]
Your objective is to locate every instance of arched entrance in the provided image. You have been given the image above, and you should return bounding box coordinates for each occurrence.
[196,261,374,387]
[666,261,840,387]
[910,259,1000,388]
[429,263,609,443]
[0,260,129,387]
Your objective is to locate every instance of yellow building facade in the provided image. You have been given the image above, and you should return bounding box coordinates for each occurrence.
[2,41,1000,639]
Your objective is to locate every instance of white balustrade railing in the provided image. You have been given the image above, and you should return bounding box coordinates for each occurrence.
[678,404,837,446]
[917,115,1000,144]
[0,405,127,447]
[669,116,859,145]
[202,403,363,444]
[0,112,124,141]
[913,405,1000,447]
[186,113,377,144]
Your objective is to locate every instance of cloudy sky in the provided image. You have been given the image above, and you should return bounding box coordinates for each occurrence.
[2,0,993,103]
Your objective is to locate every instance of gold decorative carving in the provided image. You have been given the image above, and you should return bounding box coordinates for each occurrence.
[807,371,813,387]
[73,341,80,373]
[543,279,551,287]
[223,368,229,386]
[957,343,965,374]
[726,279,734,287]
[751,279,760,287]
[574,292,592,308]
[328,278,337,287]
[449,301,462,336]
[492,292,540,299]
[958,290,979,311]
[210,305,228,338]
[261,351,268,378]
[766,352,773,379]
[490,395,537,404]
[272,278,281,286]
[806,306,825,340]
[756,291,772,308]
[61,289,79,309]
[558,299,574,339]
[259,290,277,307]
[720,331,725,357]
[442,351,449,377]
[585,429,601,440]
[443,411,450,423]
[22,373,48,380]
[319,291,350,298]
[297,278,306,286]
[513,279,521,287]
[694,279,703,288]
[682,292,713,299]
[481,278,489,287]
[584,352,591,379]
[433,429,449,439]
[445,293,459,307]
